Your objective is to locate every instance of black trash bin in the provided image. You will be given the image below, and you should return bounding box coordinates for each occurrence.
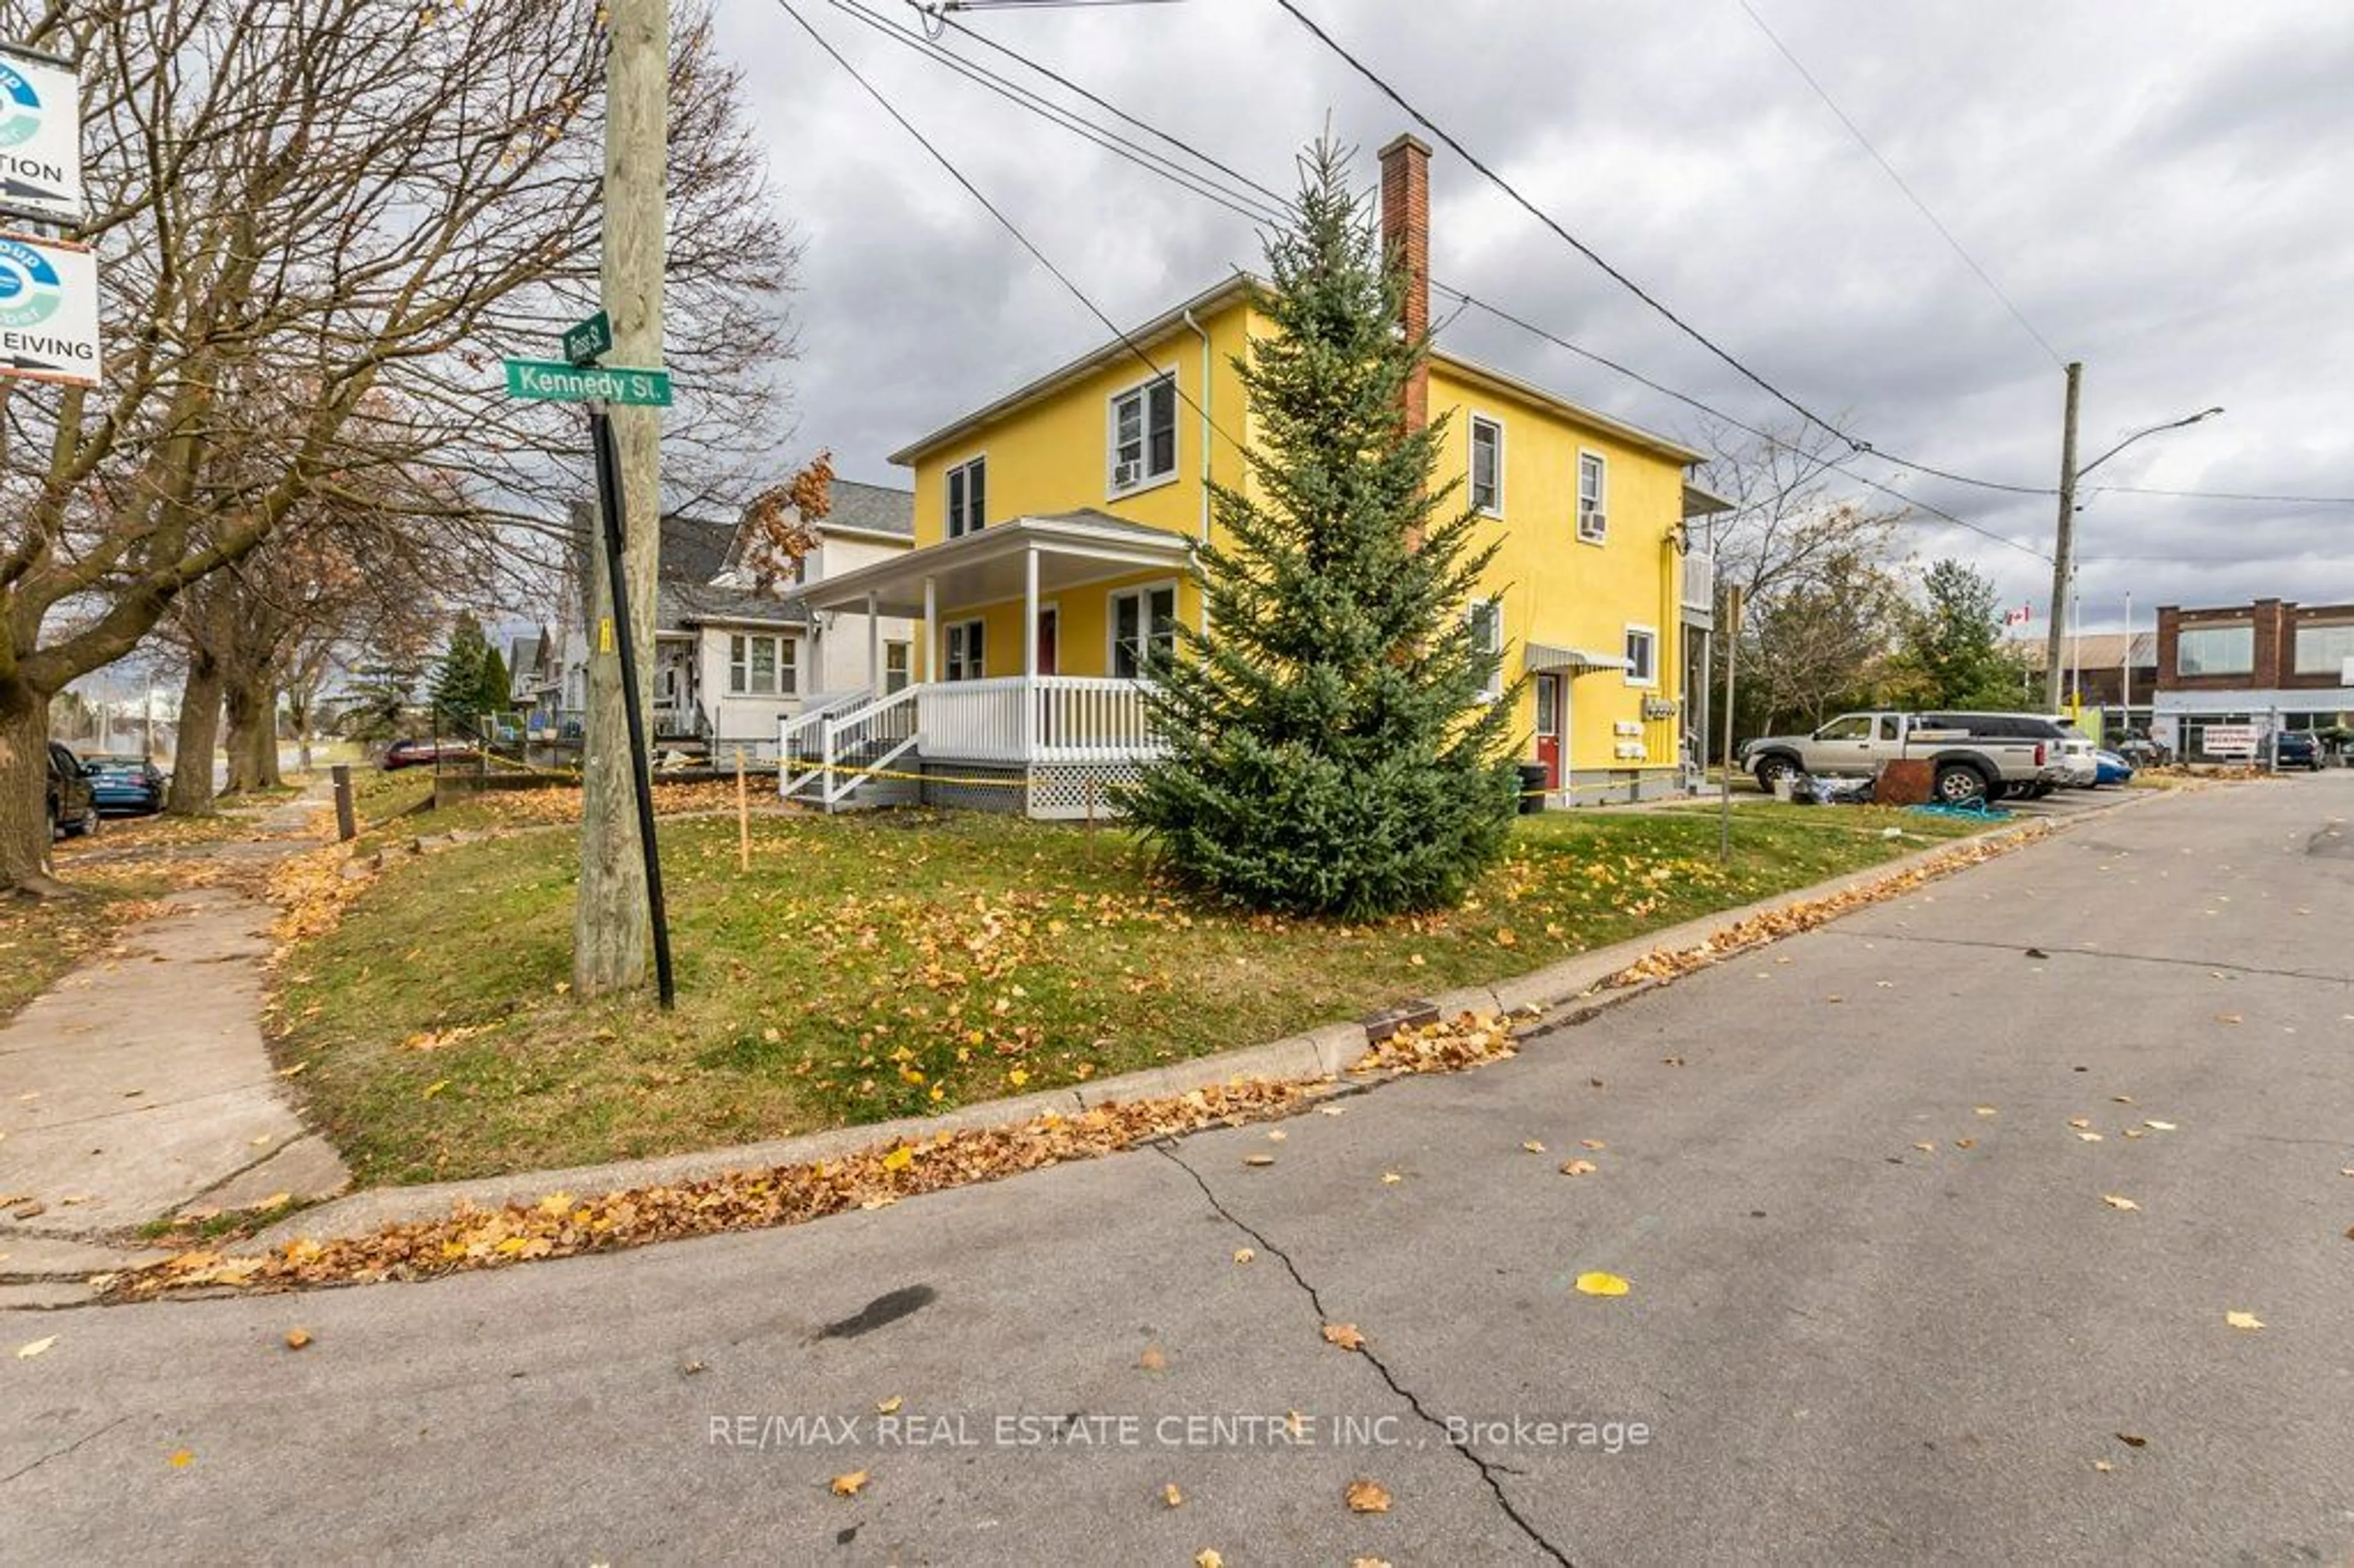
[1517,763,1548,814]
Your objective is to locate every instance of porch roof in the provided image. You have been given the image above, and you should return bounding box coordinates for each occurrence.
[800,509,1195,618]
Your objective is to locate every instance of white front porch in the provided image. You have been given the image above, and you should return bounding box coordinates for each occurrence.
[779,674,1162,818]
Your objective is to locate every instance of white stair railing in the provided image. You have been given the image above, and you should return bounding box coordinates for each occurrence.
[779,689,885,802]
[820,685,921,809]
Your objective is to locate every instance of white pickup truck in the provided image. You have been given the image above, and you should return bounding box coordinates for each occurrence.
[1738,710,2072,804]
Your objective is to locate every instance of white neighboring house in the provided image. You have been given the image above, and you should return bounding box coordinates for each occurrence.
[548,479,915,762]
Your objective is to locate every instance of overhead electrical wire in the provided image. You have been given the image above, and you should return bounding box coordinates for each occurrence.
[845,0,2051,559]
[771,0,1254,465]
[785,0,2336,542]
[1734,0,2066,371]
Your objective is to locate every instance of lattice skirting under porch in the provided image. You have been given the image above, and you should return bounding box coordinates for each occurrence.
[914,759,1146,820]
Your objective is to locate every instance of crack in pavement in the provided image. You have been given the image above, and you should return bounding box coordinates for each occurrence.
[0,1415,130,1488]
[1816,928,2350,986]
[1153,1140,1574,1568]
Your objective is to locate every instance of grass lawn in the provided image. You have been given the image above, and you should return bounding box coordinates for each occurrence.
[274,804,1996,1186]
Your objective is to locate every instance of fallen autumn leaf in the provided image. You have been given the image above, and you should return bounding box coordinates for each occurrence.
[1575,1271,1631,1297]
[829,1469,869,1497]
[1344,1479,1393,1513]
[1322,1323,1366,1352]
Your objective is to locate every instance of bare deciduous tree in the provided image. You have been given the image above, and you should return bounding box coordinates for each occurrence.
[0,0,793,892]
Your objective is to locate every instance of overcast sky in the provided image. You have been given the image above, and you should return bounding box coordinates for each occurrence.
[710,0,2354,632]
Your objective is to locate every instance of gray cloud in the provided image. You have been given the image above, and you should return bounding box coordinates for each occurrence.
[714,0,2354,625]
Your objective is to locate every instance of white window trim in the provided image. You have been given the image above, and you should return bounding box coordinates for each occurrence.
[1622,622,1659,688]
[945,617,988,682]
[727,631,794,697]
[1469,413,1505,518]
[1467,596,1505,700]
[945,453,988,539]
[1106,370,1181,499]
[1577,447,1609,546]
[1107,579,1182,679]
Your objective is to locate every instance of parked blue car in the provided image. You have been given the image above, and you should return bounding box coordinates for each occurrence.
[2092,748,2135,787]
[83,754,167,815]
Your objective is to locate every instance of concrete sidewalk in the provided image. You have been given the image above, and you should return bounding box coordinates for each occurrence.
[0,787,348,1302]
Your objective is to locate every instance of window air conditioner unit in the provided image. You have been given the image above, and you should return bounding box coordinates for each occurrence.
[1582,511,1606,536]
[1113,460,1140,489]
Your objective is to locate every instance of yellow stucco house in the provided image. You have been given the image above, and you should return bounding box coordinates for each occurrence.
[791,135,1727,818]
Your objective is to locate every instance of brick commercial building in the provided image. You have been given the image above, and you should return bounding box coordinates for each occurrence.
[2154,598,2354,760]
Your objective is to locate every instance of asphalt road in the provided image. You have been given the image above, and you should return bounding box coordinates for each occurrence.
[10,778,2352,1565]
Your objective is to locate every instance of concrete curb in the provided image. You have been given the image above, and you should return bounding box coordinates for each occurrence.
[248,793,2149,1250]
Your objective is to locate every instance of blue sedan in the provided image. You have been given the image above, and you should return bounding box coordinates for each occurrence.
[84,755,167,815]
[2092,748,2135,787]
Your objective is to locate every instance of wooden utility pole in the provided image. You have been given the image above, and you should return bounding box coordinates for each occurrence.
[573,0,669,997]
[2041,360,2082,714]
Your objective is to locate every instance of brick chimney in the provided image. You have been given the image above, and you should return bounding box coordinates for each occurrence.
[1379,132,1433,435]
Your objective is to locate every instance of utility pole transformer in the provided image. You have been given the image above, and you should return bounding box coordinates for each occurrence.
[2042,360,2082,714]
[574,0,669,997]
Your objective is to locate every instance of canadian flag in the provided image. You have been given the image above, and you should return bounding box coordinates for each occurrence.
[2002,604,2032,626]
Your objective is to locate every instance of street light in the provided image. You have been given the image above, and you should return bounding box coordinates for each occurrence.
[2043,362,2222,710]
[2076,405,2226,483]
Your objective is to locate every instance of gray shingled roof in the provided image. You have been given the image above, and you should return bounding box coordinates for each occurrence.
[657,513,807,631]
[820,478,914,538]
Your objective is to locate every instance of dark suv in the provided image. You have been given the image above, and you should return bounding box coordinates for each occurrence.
[2273,731,2323,771]
[47,742,99,841]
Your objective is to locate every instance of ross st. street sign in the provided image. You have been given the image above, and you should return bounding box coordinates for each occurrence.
[562,309,612,367]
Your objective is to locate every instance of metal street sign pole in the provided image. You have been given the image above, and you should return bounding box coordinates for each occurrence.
[586,397,676,1009]
[1720,584,1743,866]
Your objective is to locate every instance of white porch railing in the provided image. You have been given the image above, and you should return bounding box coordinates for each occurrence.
[781,676,1162,806]
[919,676,1160,764]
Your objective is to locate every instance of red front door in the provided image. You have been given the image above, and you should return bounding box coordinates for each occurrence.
[1037,609,1059,676]
[1534,674,1563,790]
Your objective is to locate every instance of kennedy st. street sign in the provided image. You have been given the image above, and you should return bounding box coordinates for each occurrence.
[503,358,671,407]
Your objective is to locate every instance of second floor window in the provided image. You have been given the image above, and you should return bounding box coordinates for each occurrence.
[2293,622,2354,675]
[1469,416,1503,516]
[2177,623,2253,676]
[947,456,986,538]
[1578,452,1607,543]
[1110,374,1178,493]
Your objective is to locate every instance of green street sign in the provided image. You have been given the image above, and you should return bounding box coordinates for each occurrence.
[503,359,671,407]
[562,310,612,367]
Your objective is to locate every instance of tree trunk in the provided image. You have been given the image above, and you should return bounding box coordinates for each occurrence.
[168,657,224,815]
[259,682,283,786]
[0,682,65,896]
[223,678,259,795]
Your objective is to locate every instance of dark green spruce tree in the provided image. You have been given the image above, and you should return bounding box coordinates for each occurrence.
[1122,140,1519,918]
[429,615,490,733]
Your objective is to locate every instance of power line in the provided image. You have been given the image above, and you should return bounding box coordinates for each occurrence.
[1270,0,1867,451]
[1434,284,2052,563]
[2085,483,2354,506]
[905,0,1297,214]
[791,0,2051,561]
[825,0,1288,229]
[893,0,2348,515]
[771,0,1253,463]
[1734,0,2065,370]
